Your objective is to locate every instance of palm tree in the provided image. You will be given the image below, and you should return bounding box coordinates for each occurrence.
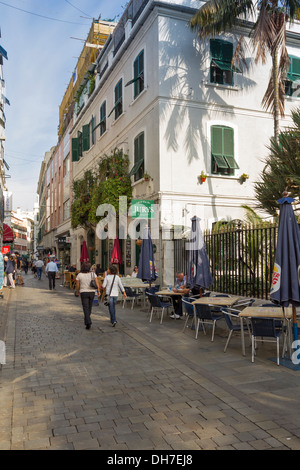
[190,0,300,142]
[255,108,300,216]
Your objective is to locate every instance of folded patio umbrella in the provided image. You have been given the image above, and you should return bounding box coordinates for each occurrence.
[137,227,157,285]
[80,240,89,264]
[270,196,300,340]
[111,237,122,265]
[187,216,213,291]
[0,253,4,290]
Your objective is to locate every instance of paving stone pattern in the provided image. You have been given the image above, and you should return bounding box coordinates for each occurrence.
[1,274,300,450]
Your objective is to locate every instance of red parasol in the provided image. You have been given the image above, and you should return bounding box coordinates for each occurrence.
[110,237,122,264]
[3,223,14,242]
[80,240,89,263]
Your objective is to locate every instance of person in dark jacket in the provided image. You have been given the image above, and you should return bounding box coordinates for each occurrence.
[5,255,15,288]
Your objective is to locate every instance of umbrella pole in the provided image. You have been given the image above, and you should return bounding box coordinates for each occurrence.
[293,305,298,341]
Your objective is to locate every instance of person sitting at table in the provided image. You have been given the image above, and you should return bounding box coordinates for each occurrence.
[68,264,77,272]
[95,264,104,276]
[131,265,138,277]
[171,272,190,319]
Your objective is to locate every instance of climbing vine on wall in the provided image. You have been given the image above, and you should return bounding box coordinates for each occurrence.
[71,149,132,229]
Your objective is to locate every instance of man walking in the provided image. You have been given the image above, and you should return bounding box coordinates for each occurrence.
[35,258,44,280]
[5,255,15,288]
[45,257,58,290]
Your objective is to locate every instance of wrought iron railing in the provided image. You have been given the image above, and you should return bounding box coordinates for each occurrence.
[174,222,278,300]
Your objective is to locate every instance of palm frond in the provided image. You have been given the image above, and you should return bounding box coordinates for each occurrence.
[190,0,254,37]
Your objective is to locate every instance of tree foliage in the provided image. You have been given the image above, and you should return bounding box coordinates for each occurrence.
[71,149,132,229]
[254,108,300,216]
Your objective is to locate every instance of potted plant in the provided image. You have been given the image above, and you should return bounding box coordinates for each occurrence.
[240,173,249,183]
[143,172,150,181]
[199,171,207,183]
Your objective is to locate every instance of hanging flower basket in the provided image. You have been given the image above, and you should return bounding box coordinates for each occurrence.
[199,171,207,183]
[240,173,249,183]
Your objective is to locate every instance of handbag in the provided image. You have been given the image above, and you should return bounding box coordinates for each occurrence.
[90,273,97,289]
[103,275,116,306]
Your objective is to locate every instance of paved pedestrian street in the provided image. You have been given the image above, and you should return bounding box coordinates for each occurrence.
[1,274,300,452]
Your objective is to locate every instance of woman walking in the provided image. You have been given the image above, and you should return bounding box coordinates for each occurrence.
[75,262,101,329]
[102,264,126,327]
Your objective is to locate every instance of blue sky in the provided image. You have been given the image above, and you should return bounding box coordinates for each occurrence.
[1,0,122,210]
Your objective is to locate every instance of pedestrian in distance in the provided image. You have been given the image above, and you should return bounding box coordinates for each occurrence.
[5,255,15,289]
[3,256,8,287]
[45,257,58,290]
[35,257,44,280]
[102,263,126,327]
[75,262,101,330]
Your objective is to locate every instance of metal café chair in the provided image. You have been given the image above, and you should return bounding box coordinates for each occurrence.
[260,303,290,358]
[222,307,251,352]
[182,298,195,334]
[250,317,287,366]
[146,293,172,324]
[232,298,255,310]
[194,303,224,341]
[122,286,142,309]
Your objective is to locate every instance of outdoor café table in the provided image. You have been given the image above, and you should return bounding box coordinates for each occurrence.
[191,296,240,307]
[122,281,152,306]
[238,306,293,357]
[155,289,186,296]
[190,296,240,339]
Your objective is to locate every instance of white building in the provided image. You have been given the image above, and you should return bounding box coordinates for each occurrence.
[0,35,9,251]
[69,0,300,284]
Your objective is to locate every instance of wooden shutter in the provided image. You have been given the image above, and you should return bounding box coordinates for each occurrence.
[71,137,79,162]
[82,124,90,152]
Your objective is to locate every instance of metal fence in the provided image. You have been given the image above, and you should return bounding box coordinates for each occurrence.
[174,222,278,300]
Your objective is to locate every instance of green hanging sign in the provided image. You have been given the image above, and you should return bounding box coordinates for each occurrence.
[132,199,155,219]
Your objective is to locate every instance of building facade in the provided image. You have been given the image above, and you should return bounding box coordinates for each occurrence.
[68,0,300,284]
[0,33,8,252]
[38,0,300,284]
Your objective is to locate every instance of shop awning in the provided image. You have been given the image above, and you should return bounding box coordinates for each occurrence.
[3,223,14,242]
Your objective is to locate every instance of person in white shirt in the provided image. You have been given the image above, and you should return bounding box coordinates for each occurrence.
[102,264,126,327]
[131,265,138,277]
[45,258,58,290]
[35,258,44,280]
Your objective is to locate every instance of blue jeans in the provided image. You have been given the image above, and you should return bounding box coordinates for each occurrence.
[108,296,118,324]
[37,267,42,279]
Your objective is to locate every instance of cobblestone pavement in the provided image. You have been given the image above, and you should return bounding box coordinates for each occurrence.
[1,274,300,450]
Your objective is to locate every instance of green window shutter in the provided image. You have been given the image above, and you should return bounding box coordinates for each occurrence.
[131,132,144,181]
[114,79,123,119]
[72,137,79,162]
[90,116,95,146]
[210,40,222,60]
[212,154,228,169]
[223,127,234,156]
[288,56,300,81]
[222,42,233,62]
[129,158,143,177]
[100,101,106,135]
[210,39,234,84]
[82,124,90,152]
[211,126,238,174]
[224,155,239,169]
[211,126,223,155]
[210,39,233,62]
[134,50,144,98]
[77,131,82,157]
